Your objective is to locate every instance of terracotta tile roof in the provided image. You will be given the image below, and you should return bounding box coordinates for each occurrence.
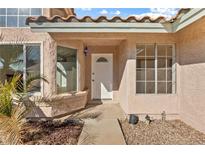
[169,8,191,22]
[26,8,190,25]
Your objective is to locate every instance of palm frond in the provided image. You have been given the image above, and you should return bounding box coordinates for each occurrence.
[0,32,3,42]
[0,74,21,117]
[0,74,48,144]
[0,104,26,144]
[25,74,48,92]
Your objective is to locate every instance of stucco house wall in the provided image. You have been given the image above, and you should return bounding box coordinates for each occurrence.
[51,33,181,119]
[3,8,205,132]
[0,30,87,97]
[0,8,76,97]
[0,8,87,117]
[0,28,56,96]
[0,29,88,118]
[118,40,129,113]
[177,16,205,133]
[116,34,180,119]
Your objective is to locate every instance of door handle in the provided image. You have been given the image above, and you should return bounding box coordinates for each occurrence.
[92,73,95,75]
[92,79,95,82]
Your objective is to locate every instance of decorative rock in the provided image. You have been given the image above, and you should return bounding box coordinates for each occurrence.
[120,119,205,145]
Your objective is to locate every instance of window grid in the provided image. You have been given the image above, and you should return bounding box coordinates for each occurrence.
[0,8,42,27]
[165,47,168,93]
[172,47,176,93]
[136,44,175,94]
[157,46,167,93]
[145,46,147,93]
[5,9,7,27]
[17,8,19,27]
[154,44,157,93]
[29,8,31,16]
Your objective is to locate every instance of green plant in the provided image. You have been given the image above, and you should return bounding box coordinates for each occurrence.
[0,33,50,144]
[0,74,47,144]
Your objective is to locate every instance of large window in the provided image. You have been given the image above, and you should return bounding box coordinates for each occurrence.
[56,46,77,94]
[0,44,41,92]
[136,44,175,94]
[0,8,43,27]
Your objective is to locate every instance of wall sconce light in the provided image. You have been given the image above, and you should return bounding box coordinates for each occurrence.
[84,46,89,56]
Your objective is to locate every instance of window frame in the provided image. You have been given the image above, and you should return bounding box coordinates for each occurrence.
[0,8,43,28]
[136,43,176,95]
[56,44,79,94]
[0,41,43,96]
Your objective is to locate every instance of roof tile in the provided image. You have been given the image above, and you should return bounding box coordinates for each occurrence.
[26,8,191,25]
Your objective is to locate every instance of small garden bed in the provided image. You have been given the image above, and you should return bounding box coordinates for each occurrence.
[21,119,83,145]
[120,119,205,145]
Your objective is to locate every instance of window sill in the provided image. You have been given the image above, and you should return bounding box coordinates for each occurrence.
[0,27,30,28]
[135,93,177,96]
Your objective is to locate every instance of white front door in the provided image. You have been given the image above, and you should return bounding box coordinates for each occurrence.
[91,54,113,100]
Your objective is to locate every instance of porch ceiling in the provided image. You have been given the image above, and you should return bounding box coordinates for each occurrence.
[50,33,126,46]
[83,39,124,46]
[50,32,127,40]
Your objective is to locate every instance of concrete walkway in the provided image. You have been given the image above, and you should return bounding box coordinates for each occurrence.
[74,104,126,145]
[78,119,126,145]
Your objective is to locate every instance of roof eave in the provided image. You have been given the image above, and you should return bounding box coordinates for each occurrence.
[28,8,205,33]
[173,8,205,32]
[29,22,173,33]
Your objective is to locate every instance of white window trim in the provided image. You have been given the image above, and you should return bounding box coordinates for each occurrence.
[56,44,79,94]
[136,43,176,95]
[0,41,44,96]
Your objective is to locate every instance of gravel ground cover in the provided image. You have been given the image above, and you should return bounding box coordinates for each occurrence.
[21,119,83,145]
[120,119,205,145]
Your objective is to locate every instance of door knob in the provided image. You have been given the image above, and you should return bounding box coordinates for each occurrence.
[92,79,95,82]
[92,73,95,75]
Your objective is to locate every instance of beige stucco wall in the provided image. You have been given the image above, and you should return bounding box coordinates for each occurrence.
[53,33,180,119]
[0,29,88,118]
[117,34,180,119]
[3,19,205,132]
[177,17,205,133]
[0,28,56,96]
[118,40,129,112]
[0,29,86,95]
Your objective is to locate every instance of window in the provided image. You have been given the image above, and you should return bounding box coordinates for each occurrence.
[7,8,18,15]
[96,57,108,63]
[31,8,42,16]
[7,16,18,27]
[19,8,29,15]
[26,45,41,92]
[0,8,43,27]
[56,46,77,94]
[0,16,6,27]
[0,44,41,92]
[0,9,6,15]
[136,44,175,94]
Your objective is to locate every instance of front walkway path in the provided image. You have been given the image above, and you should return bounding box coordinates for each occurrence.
[78,119,126,145]
[66,103,126,145]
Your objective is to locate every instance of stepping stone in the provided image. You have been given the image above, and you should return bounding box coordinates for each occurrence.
[78,119,126,145]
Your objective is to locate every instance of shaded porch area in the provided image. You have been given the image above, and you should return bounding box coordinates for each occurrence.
[51,32,128,104]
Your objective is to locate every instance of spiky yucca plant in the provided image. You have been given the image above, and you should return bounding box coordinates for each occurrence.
[0,74,47,144]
